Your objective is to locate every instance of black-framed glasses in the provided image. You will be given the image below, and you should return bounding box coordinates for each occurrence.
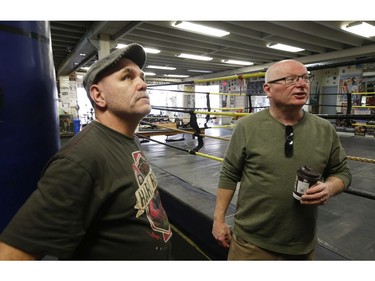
[285,125,294,158]
[267,74,312,85]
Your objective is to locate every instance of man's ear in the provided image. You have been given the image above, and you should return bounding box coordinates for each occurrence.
[90,85,106,108]
[263,83,271,98]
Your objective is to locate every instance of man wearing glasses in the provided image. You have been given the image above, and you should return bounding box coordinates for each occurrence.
[212,59,351,260]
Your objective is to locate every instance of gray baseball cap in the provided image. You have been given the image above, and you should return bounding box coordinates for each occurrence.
[83,43,146,93]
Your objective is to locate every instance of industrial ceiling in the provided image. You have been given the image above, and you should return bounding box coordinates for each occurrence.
[50,21,375,81]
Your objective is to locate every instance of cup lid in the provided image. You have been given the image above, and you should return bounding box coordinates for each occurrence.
[299,165,321,179]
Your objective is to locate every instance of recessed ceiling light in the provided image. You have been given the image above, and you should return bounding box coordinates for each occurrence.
[173,21,230,37]
[147,65,176,70]
[222,59,254,66]
[178,53,213,61]
[267,43,304,53]
[341,21,375,38]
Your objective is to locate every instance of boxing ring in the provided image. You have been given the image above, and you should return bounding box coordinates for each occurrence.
[139,75,375,260]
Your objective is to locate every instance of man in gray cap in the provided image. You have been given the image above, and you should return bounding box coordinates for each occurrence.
[0,43,173,260]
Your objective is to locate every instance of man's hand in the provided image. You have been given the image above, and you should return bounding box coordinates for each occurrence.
[212,220,232,248]
[300,181,331,205]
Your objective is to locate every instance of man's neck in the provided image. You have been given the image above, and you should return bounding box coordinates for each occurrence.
[269,107,304,126]
[95,112,139,137]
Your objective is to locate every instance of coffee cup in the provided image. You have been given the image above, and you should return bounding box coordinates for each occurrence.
[293,165,321,200]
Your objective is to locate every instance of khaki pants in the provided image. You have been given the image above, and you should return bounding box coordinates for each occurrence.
[228,233,315,260]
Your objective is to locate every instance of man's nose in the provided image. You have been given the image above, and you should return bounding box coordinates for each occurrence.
[137,77,147,90]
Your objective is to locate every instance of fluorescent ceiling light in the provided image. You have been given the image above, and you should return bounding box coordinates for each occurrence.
[147,65,176,70]
[342,21,375,38]
[144,72,156,76]
[178,53,213,61]
[305,61,332,68]
[268,43,304,53]
[116,43,127,49]
[115,44,160,54]
[143,48,160,54]
[173,21,230,37]
[142,48,160,54]
[188,69,212,73]
[363,71,375,77]
[164,74,190,78]
[222,59,254,66]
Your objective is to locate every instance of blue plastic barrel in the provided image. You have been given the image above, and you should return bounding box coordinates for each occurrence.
[73,118,81,134]
[0,21,59,231]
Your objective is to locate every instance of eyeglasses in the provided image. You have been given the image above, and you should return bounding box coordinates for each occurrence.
[285,125,294,158]
[267,74,312,85]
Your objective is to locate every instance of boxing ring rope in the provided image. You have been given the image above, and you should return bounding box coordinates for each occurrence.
[152,105,375,124]
[209,124,236,129]
[194,110,249,117]
[148,88,249,97]
[143,107,375,165]
[152,109,375,124]
[137,135,225,162]
[346,156,375,164]
[194,72,265,83]
[151,107,249,118]
[147,72,265,87]
[139,121,231,141]
[211,107,245,110]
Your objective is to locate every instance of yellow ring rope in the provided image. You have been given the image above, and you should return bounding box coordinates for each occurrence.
[141,121,375,164]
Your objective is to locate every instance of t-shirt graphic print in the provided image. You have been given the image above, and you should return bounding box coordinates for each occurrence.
[132,151,172,242]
